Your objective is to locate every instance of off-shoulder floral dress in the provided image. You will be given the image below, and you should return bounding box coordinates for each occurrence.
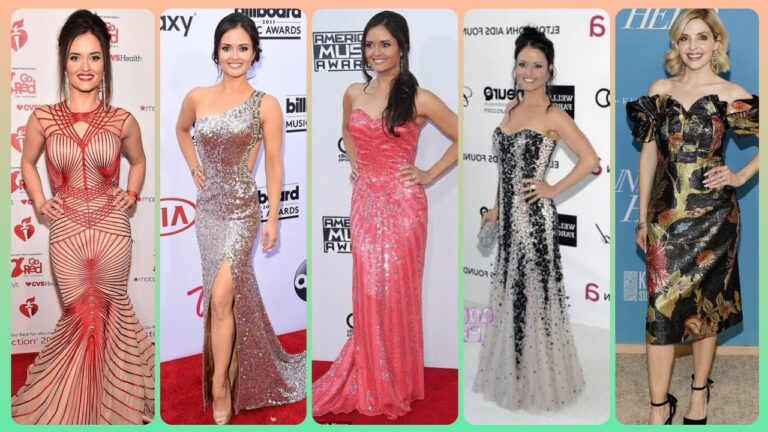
[626,94,758,345]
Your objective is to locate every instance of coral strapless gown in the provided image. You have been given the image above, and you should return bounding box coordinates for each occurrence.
[312,109,428,419]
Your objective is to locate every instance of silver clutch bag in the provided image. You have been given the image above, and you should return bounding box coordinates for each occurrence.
[478,220,497,249]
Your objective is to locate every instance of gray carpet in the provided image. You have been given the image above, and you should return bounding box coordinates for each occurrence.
[616,352,758,424]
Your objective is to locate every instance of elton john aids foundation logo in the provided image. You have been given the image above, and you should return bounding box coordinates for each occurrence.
[11,19,28,51]
[14,217,35,241]
[19,297,39,318]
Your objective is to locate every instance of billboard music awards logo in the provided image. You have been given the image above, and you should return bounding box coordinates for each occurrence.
[11,125,25,153]
[160,197,196,236]
[19,297,39,318]
[14,217,35,241]
[557,214,577,247]
[257,183,300,222]
[11,256,43,278]
[11,71,37,96]
[236,8,302,40]
[322,216,351,253]
[294,260,306,301]
[11,19,28,51]
[312,31,364,72]
[285,95,306,133]
[160,14,194,37]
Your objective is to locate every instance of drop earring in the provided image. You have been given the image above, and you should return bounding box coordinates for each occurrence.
[399,56,405,73]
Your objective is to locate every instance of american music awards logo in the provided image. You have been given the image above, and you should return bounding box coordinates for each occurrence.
[322,216,350,253]
[312,31,364,72]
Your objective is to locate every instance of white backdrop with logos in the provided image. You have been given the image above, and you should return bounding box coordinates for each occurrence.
[159,8,307,361]
[310,9,459,368]
[10,9,156,354]
[462,9,611,332]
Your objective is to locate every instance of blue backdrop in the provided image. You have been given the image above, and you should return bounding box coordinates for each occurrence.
[615,8,759,345]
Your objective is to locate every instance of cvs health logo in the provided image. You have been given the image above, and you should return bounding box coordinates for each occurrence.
[160,197,196,236]
[14,217,35,241]
[11,19,28,51]
[19,297,39,318]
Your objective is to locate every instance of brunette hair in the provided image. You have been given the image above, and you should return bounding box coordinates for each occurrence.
[361,10,419,135]
[510,26,555,112]
[57,9,113,105]
[212,12,262,66]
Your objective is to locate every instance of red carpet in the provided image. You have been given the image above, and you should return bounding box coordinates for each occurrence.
[10,352,37,396]
[161,330,306,424]
[311,361,457,425]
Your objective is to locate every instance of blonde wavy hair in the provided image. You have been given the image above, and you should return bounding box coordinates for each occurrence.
[664,9,729,76]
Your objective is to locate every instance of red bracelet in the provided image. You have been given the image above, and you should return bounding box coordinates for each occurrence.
[126,190,139,205]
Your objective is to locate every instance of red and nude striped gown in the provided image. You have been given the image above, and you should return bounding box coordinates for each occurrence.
[11,102,155,424]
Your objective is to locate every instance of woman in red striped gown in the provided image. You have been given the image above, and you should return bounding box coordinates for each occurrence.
[11,9,154,424]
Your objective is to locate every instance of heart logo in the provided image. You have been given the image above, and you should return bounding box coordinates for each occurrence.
[14,216,35,241]
[19,297,38,318]
[25,282,31,286]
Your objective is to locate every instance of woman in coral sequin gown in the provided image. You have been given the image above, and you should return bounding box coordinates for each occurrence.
[312,11,458,420]
[12,10,154,424]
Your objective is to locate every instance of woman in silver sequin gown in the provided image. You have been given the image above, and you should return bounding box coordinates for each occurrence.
[473,27,598,411]
[175,13,305,424]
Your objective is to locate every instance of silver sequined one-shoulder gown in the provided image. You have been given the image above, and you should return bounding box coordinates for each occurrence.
[193,90,305,413]
[473,128,584,411]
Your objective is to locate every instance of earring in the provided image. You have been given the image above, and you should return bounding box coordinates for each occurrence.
[399,56,405,73]
[711,55,719,70]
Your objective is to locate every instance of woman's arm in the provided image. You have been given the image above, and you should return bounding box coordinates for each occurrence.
[118,113,146,210]
[342,84,359,181]
[399,88,458,186]
[522,109,599,203]
[259,94,284,251]
[176,88,204,188]
[20,111,61,219]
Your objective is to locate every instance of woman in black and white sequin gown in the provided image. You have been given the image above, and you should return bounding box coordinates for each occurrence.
[473,26,598,411]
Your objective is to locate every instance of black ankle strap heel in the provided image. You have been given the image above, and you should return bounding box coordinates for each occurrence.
[683,374,713,425]
[651,393,678,425]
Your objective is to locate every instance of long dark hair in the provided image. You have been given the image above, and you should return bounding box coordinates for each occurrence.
[212,12,262,66]
[57,9,113,106]
[510,26,555,112]
[361,11,419,135]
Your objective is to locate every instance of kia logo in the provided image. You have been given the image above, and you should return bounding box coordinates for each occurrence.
[160,197,196,236]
